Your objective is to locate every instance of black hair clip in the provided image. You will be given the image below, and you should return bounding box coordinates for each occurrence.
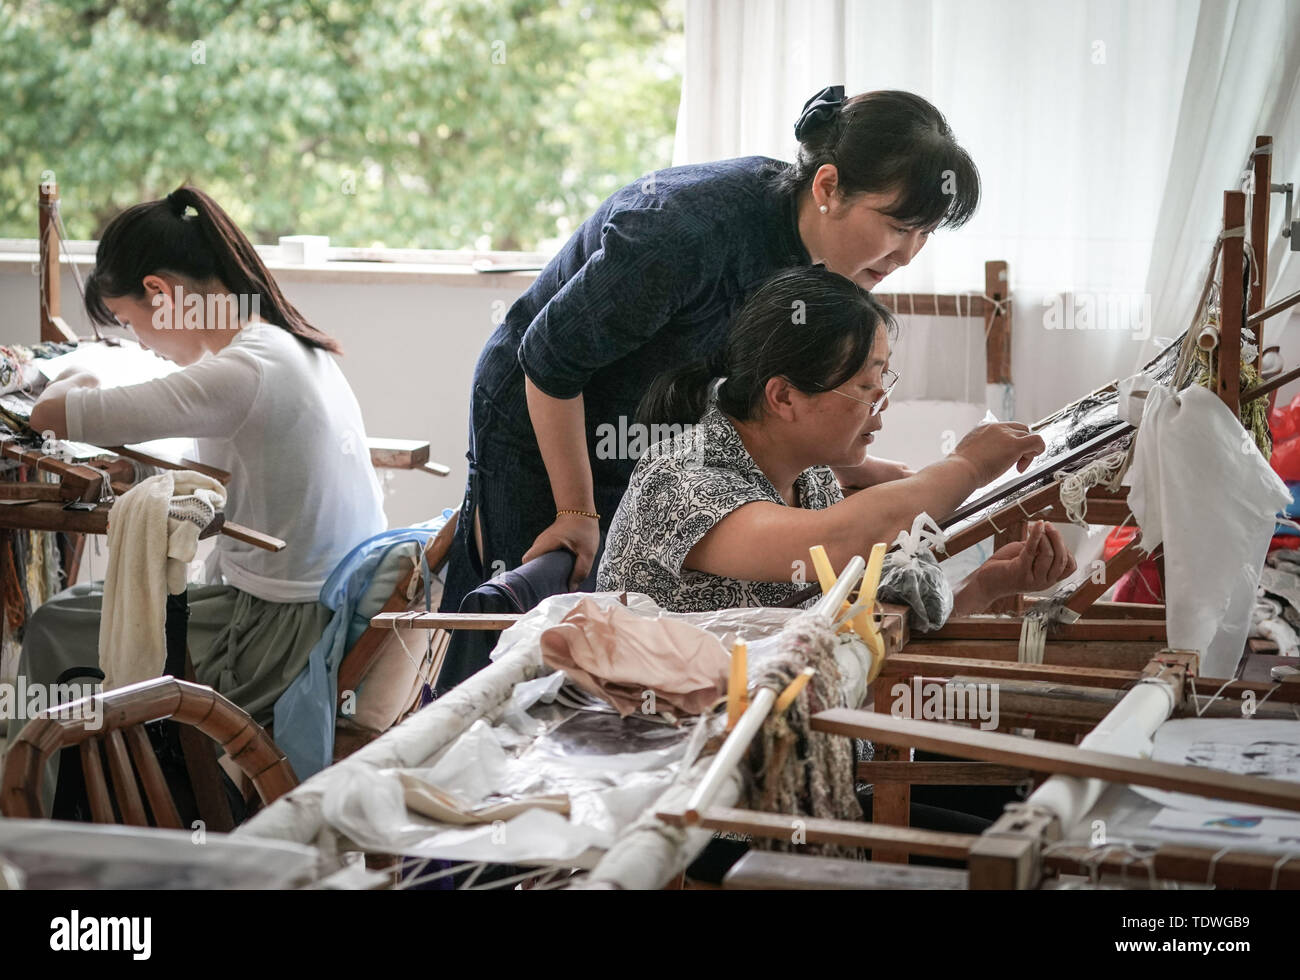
[794,85,846,140]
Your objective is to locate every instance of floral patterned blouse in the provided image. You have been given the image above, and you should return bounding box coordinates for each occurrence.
[596,406,843,611]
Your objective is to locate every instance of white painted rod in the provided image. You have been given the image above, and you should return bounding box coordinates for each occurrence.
[684,687,777,825]
[1025,675,1178,830]
[814,554,865,620]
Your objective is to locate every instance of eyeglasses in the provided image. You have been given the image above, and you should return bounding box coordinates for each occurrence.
[829,369,898,416]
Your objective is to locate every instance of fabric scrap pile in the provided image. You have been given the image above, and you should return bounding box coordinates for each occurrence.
[539,597,730,719]
[537,596,864,856]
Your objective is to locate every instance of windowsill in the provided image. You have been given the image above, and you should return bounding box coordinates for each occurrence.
[0,239,545,289]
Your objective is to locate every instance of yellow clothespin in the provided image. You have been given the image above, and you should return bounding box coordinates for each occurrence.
[809,545,853,633]
[855,543,888,683]
[726,641,748,731]
[774,667,816,716]
[809,543,888,682]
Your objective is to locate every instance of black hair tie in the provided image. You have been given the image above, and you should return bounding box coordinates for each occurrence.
[165,190,187,216]
[794,85,845,140]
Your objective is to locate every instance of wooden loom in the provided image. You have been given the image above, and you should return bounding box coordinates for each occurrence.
[657,134,1300,889]
[861,134,1300,837]
[652,576,1300,889]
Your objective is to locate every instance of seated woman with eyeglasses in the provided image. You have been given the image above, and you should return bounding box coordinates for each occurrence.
[596,265,1077,613]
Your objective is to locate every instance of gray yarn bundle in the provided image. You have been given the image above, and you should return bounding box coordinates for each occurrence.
[743,611,864,855]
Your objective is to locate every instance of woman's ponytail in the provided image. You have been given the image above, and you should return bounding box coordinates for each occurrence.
[85,185,342,355]
[637,350,724,428]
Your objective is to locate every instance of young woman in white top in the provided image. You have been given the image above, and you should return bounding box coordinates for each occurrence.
[21,186,386,732]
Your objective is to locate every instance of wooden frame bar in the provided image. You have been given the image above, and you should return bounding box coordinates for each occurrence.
[38,180,77,344]
[1217,190,1247,416]
[812,708,1300,813]
[0,437,104,501]
[872,258,1011,393]
[658,804,977,861]
[1249,136,1271,362]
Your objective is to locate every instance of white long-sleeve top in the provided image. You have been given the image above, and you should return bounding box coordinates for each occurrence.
[67,322,387,602]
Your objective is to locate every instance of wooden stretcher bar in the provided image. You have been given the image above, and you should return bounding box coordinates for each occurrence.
[0,495,285,552]
[924,616,1164,643]
[0,436,105,501]
[370,604,911,648]
[870,259,1012,387]
[105,445,232,484]
[657,805,978,861]
[1217,189,1247,415]
[367,438,451,475]
[38,180,78,345]
[812,706,1300,813]
[367,438,429,469]
[375,611,524,631]
[117,436,447,479]
[1249,137,1270,353]
[659,648,1300,888]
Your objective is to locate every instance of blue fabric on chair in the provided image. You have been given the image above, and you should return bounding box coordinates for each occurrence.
[274,510,455,781]
[434,549,595,696]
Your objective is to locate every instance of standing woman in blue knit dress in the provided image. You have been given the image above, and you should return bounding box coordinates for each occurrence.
[438,87,981,689]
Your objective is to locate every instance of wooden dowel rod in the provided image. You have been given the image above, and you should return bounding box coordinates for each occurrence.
[1242,361,1300,403]
[371,611,523,630]
[813,708,1300,813]
[1246,287,1300,328]
[110,481,284,551]
[105,446,231,484]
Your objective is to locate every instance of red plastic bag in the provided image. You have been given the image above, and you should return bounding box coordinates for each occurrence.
[1271,436,1300,482]
[1269,392,1300,442]
[1103,525,1162,603]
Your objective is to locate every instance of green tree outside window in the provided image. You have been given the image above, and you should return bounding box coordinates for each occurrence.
[0,0,683,251]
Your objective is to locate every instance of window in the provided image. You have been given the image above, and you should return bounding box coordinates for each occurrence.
[0,0,684,252]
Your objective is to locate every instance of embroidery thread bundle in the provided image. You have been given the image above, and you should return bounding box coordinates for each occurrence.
[744,611,863,855]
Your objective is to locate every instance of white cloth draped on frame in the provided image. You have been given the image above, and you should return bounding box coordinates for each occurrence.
[1121,378,1290,679]
[99,470,226,690]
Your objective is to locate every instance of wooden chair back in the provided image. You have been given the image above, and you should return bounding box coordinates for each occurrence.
[0,676,296,826]
[333,508,459,760]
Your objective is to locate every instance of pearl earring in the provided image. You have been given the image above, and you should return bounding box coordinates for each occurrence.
[819,204,829,214]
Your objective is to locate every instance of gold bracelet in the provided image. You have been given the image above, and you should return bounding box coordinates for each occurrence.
[557,509,600,520]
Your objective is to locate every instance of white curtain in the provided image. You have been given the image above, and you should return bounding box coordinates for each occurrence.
[1138,0,1300,390]
[675,0,1299,425]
